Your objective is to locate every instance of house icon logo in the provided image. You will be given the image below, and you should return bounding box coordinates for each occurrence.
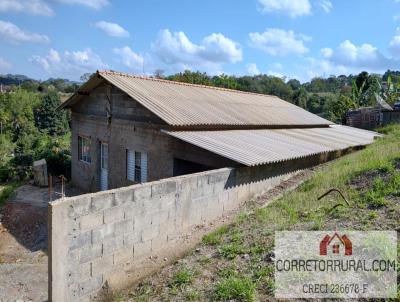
[320,233,352,256]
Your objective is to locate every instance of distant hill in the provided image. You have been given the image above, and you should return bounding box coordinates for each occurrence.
[0,74,81,93]
[0,74,35,85]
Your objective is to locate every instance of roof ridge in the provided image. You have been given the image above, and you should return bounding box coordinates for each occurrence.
[97,70,278,98]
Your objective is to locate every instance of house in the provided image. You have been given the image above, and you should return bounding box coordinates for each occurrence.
[320,233,352,256]
[61,70,378,193]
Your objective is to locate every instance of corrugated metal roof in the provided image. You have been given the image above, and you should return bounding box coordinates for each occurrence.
[62,70,332,127]
[163,125,379,166]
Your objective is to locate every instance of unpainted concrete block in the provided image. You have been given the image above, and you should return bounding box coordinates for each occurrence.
[191,182,214,199]
[133,213,152,230]
[68,216,81,236]
[151,210,169,225]
[91,223,115,244]
[158,192,176,210]
[91,254,114,276]
[207,169,231,184]
[114,188,135,205]
[91,193,115,212]
[69,231,91,250]
[122,231,141,247]
[113,247,134,266]
[80,212,104,231]
[68,196,92,218]
[79,243,103,264]
[133,240,152,259]
[202,196,223,222]
[223,189,239,213]
[141,225,160,242]
[104,206,125,224]
[123,204,135,220]
[114,219,134,236]
[151,179,176,196]
[133,185,151,201]
[151,233,168,252]
[237,185,251,203]
[78,275,103,298]
[103,235,124,256]
[66,262,91,286]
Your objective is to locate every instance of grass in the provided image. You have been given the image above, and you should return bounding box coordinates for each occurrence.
[0,182,18,207]
[169,267,194,288]
[214,276,256,301]
[116,125,400,301]
[202,225,229,245]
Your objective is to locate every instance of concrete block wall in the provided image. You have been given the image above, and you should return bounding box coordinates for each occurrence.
[49,166,294,301]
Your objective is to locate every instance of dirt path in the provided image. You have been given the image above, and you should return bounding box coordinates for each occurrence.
[0,183,81,302]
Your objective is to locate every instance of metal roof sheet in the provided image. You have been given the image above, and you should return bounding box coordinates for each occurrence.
[164,125,379,166]
[63,70,332,127]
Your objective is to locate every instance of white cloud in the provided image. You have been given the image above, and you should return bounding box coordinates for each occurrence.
[151,29,242,73]
[258,0,311,18]
[30,48,107,79]
[0,57,11,73]
[246,63,260,75]
[321,47,333,58]
[249,28,309,56]
[303,38,400,80]
[0,0,53,16]
[317,0,332,13]
[322,40,392,70]
[113,46,144,71]
[93,21,129,38]
[0,20,50,44]
[266,70,284,78]
[389,34,400,56]
[304,57,351,80]
[53,0,109,9]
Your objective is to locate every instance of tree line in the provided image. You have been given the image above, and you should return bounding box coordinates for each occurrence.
[0,89,70,181]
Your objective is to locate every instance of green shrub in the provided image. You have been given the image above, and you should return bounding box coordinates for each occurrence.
[218,243,246,259]
[214,276,256,301]
[202,225,229,245]
[170,267,194,288]
[0,183,18,207]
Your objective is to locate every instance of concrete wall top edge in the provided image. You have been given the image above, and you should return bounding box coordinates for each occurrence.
[50,167,234,206]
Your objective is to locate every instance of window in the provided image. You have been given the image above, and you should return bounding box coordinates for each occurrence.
[127,150,147,183]
[78,136,91,163]
[134,151,141,182]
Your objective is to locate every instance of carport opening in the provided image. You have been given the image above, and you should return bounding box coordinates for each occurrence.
[173,158,215,177]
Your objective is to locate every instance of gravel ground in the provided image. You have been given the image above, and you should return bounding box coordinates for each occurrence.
[0,182,81,302]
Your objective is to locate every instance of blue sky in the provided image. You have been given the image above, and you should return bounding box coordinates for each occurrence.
[1,0,400,82]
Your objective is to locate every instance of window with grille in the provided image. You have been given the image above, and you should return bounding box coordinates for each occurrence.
[78,136,91,163]
[127,149,147,183]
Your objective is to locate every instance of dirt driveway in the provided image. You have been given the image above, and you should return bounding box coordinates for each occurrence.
[0,183,81,302]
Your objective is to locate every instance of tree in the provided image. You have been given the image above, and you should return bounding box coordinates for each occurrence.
[355,71,369,94]
[329,95,356,123]
[80,73,94,82]
[154,69,165,78]
[35,92,69,136]
[287,79,301,91]
[292,87,308,109]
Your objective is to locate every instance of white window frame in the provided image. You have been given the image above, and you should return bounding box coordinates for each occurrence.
[78,136,91,164]
[127,149,147,183]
